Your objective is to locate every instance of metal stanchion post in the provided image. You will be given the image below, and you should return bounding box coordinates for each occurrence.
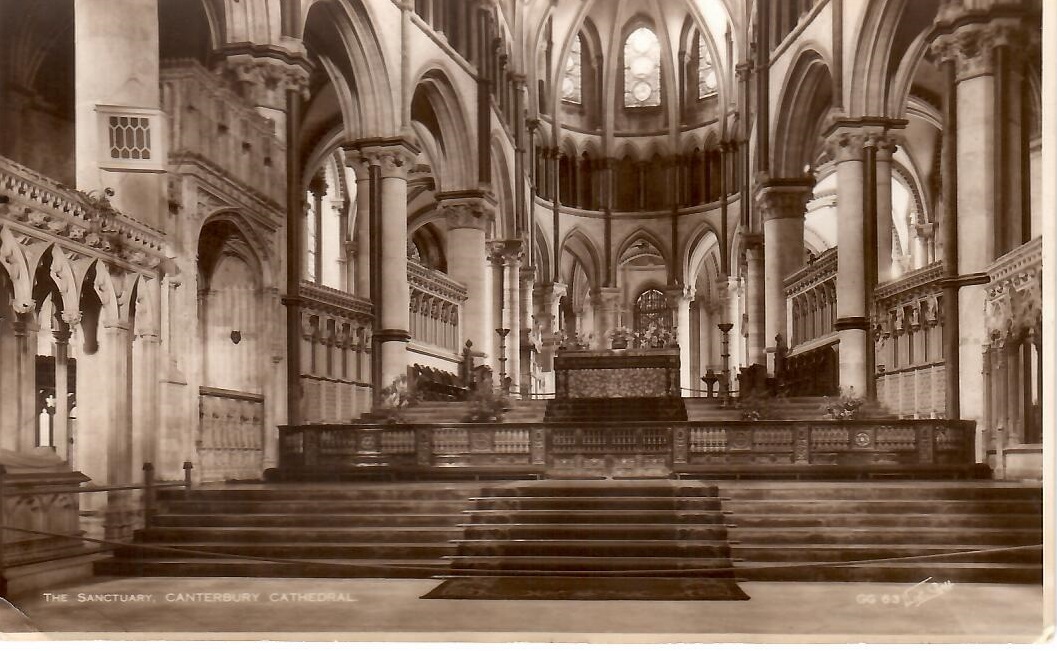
[142,462,155,531]
[718,323,734,406]
[182,461,194,497]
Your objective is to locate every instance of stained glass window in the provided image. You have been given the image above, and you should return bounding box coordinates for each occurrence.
[634,289,672,332]
[623,27,661,108]
[698,33,718,99]
[562,33,583,104]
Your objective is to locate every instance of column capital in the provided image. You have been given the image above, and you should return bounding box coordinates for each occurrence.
[590,286,622,308]
[352,138,421,179]
[342,146,371,179]
[754,178,814,222]
[929,14,1040,81]
[488,239,523,265]
[534,281,568,303]
[735,61,753,81]
[436,191,497,230]
[221,53,312,108]
[665,285,693,308]
[822,119,907,163]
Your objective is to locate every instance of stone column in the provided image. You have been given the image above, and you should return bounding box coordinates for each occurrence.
[534,282,566,391]
[487,240,522,388]
[756,180,812,373]
[502,242,523,390]
[743,236,766,367]
[667,286,693,395]
[519,266,535,397]
[345,149,372,298]
[929,12,1037,425]
[10,309,38,452]
[874,136,898,283]
[590,287,621,350]
[439,194,495,361]
[825,127,869,394]
[359,140,419,389]
[52,321,72,461]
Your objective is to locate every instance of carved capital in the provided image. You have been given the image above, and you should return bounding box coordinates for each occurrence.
[755,180,814,222]
[222,54,311,108]
[437,193,496,230]
[930,18,1039,81]
[488,239,524,266]
[357,140,419,180]
[824,129,869,163]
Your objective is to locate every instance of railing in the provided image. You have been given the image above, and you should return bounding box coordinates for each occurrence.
[0,154,166,272]
[785,248,837,349]
[0,461,192,597]
[160,60,285,206]
[299,281,374,423]
[408,260,467,354]
[278,419,977,478]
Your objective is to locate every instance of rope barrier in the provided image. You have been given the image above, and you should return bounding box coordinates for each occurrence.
[0,523,1041,578]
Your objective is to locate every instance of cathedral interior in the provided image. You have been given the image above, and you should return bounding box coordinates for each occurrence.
[0,0,1048,633]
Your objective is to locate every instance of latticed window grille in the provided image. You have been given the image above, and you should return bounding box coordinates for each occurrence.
[634,288,672,332]
[108,115,152,160]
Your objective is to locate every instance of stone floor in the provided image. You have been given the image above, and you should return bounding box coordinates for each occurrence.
[0,577,1047,642]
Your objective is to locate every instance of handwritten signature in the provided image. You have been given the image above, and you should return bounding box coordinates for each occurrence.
[856,577,955,607]
[902,577,955,608]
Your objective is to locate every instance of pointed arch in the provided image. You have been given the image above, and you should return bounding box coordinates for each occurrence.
[772,46,834,177]
[613,227,670,285]
[410,67,475,192]
[559,228,602,290]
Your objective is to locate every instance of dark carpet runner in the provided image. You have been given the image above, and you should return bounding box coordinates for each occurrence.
[423,481,749,600]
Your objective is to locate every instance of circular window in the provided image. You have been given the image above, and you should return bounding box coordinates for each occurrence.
[632,81,652,102]
[630,29,653,54]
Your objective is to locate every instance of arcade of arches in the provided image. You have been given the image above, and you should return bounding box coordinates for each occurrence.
[0,0,1047,543]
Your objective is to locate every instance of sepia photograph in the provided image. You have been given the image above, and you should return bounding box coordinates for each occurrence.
[0,0,1051,644]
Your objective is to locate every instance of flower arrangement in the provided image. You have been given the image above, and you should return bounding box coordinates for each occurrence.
[464,382,512,423]
[632,323,678,349]
[821,388,866,420]
[377,374,419,423]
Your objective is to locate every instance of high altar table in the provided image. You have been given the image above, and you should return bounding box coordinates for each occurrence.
[553,348,681,399]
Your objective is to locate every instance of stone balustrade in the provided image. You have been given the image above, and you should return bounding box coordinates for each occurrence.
[0,154,166,276]
[408,259,467,354]
[299,281,374,423]
[278,418,977,479]
[784,247,837,349]
[160,60,285,207]
[873,260,946,418]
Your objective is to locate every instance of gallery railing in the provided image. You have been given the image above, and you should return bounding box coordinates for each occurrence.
[278,419,976,477]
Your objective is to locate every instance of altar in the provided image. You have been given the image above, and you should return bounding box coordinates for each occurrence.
[553,348,681,399]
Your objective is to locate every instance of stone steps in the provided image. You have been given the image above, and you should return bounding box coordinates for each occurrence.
[96,483,489,580]
[718,482,1042,583]
[95,479,1043,587]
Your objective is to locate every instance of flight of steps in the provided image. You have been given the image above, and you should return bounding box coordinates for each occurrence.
[426,481,748,600]
[94,484,487,579]
[719,482,1043,583]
